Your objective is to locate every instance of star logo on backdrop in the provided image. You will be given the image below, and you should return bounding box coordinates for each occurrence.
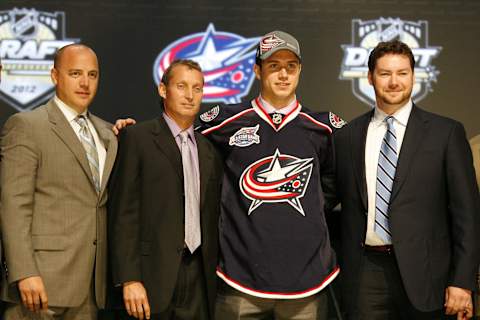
[187,24,258,71]
[240,149,314,216]
[153,23,260,103]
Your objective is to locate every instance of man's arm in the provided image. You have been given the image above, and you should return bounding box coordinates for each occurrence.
[112,118,136,136]
[443,121,480,318]
[108,127,150,319]
[0,114,48,312]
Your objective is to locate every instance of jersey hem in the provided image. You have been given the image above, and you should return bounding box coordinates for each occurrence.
[216,265,340,299]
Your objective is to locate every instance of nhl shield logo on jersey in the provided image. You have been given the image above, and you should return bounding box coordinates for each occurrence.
[0,8,79,112]
[240,149,313,216]
[329,112,346,129]
[229,124,260,147]
[199,105,220,122]
[271,112,283,125]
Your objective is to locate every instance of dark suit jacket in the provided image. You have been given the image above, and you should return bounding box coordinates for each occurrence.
[108,117,223,316]
[335,104,480,313]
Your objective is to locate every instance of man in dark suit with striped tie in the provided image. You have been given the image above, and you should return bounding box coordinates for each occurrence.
[335,40,480,319]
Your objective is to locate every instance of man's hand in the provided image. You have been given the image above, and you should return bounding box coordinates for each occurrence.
[123,281,150,320]
[18,276,48,312]
[112,118,136,136]
[444,286,473,319]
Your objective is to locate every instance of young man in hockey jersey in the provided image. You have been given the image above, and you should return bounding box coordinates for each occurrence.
[199,30,343,320]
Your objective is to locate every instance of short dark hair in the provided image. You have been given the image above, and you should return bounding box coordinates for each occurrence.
[161,59,203,85]
[53,43,96,69]
[368,40,415,73]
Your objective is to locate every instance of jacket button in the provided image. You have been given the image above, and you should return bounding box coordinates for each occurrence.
[93,240,97,245]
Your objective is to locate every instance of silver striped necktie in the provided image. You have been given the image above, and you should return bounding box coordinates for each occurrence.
[375,116,397,243]
[75,115,101,193]
[180,131,201,253]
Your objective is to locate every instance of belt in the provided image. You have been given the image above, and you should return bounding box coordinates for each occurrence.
[364,245,394,254]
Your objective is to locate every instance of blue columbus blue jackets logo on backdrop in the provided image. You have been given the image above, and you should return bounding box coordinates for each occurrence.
[0,8,79,112]
[153,24,260,104]
[339,17,442,107]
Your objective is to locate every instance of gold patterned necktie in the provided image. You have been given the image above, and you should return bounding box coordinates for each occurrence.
[75,115,101,193]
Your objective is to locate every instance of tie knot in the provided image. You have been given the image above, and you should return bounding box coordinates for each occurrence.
[75,115,88,127]
[385,116,395,129]
[179,131,189,144]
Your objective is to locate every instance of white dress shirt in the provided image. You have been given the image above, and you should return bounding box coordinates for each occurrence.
[55,95,107,186]
[365,100,412,245]
[258,95,297,114]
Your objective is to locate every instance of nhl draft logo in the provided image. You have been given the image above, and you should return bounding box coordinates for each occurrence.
[339,17,442,107]
[0,8,79,112]
[229,124,260,147]
[240,149,313,216]
[153,23,260,104]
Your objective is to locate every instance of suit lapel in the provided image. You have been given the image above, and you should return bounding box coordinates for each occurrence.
[46,100,97,190]
[195,133,214,210]
[89,114,118,196]
[351,111,372,212]
[152,117,183,182]
[390,105,428,202]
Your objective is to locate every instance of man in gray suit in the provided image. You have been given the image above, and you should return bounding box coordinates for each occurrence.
[470,134,480,189]
[0,44,117,319]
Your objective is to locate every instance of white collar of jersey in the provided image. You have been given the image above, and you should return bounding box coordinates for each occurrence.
[252,97,302,132]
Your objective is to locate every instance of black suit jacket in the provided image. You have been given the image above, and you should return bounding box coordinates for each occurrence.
[335,104,480,313]
[108,117,223,316]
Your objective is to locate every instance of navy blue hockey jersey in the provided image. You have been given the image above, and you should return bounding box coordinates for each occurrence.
[199,97,344,299]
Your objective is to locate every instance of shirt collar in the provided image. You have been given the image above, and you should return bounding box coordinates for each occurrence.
[259,95,297,115]
[162,112,196,143]
[372,99,412,127]
[54,95,88,122]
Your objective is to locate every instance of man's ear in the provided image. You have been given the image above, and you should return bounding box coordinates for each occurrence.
[367,71,373,86]
[253,64,261,81]
[51,68,59,86]
[158,83,167,99]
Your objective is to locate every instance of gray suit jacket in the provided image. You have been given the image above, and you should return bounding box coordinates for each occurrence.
[0,99,117,308]
[470,134,480,189]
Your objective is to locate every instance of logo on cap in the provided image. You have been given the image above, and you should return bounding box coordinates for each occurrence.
[260,34,285,56]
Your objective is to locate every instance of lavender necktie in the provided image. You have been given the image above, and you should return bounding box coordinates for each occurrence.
[179,131,201,253]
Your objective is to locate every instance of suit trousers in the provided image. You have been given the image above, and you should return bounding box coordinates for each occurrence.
[215,281,328,320]
[350,249,453,320]
[113,249,210,320]
[154,249,209,320]
[3,282,97,320]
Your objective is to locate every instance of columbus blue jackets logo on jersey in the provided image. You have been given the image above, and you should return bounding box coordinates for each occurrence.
[229,125,260,147]
[0,8,79,112]
[339,17,441,107]
[153,24,260,104]
[240,149,313,216]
